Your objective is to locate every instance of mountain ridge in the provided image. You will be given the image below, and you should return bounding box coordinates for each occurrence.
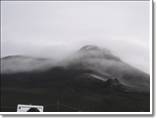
[1,45,150,112]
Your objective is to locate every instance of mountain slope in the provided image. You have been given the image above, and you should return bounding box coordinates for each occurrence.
[1,55,57,74]
[1,45,150,112]
[66,45,149,92]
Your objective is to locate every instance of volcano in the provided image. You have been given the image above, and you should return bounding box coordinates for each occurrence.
[1,45,150,112]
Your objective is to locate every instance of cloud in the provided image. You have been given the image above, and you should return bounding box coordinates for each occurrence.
[1,1,150,73]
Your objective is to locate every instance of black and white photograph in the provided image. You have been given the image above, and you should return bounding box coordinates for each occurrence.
[0,0,152,114]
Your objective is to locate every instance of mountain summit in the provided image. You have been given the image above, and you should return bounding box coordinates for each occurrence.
[1,45,150,112]
[80,45,111,54]
[80,45,102,51]
[78,45,121,61]
[67,45,149,93]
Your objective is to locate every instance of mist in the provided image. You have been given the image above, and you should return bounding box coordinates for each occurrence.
[1,1,150,73]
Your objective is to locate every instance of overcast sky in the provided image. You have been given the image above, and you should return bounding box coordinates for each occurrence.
[1,1,150,73]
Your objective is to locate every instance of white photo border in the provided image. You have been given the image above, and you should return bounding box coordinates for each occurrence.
[0,0,153,115]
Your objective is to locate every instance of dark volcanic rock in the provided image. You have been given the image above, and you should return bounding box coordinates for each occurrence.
[1,45,150,112]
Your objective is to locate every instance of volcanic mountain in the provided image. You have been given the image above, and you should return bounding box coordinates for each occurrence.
[1,45,150,112]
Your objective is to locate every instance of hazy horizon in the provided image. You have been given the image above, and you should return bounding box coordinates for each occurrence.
[1,1,150,73]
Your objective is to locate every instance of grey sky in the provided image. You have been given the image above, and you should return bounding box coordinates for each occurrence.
[1,1,150,73]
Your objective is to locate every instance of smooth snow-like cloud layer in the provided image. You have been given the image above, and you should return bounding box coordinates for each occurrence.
[1,1,150,73]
